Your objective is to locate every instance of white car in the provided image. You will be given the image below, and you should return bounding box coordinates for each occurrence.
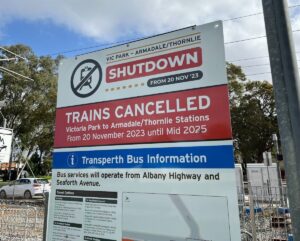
[0,178,51,199]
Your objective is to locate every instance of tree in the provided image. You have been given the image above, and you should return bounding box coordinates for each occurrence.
[227,63,278,163]
[0,45,58,166]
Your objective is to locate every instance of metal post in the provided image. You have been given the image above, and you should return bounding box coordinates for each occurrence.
[8,133,14,181]
[43,192,49,241]
[248,182,257,241]
[262,0,300,239]
[272,134,284,206]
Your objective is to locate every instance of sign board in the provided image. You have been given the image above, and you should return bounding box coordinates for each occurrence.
[0,128,13,163]
[47,21,241,241]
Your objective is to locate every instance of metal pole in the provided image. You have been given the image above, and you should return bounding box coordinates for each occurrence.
[248,182,257,241]
[272,134,284,206]
[43,192,49,241]
[262,0,300,239]
[8,133,14,181]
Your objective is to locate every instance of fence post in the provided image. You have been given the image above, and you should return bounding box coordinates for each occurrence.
[43,192,49,241]
[248,182,257,241]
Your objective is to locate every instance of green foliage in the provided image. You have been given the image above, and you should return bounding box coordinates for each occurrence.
[27,152,52,176]
[36,175,52,180]
[227,63,278,163]
[0,44,59,165]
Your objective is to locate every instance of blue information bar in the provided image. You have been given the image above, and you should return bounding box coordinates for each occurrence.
[53,145,234,169]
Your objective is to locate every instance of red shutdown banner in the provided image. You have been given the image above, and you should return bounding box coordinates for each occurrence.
[54,85,231,148]
[106,47,202,83]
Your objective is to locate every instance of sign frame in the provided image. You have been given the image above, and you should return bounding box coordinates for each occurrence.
[47,21,241,241]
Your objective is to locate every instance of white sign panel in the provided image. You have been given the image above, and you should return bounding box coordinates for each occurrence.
[47,21,241,241]
[56,22,227,108]
[0,128,13,163]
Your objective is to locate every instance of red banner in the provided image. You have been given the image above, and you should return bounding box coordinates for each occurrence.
[54,85,231,148]
[106,47,202,83]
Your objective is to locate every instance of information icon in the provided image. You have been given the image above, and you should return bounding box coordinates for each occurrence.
[67,153,78,167]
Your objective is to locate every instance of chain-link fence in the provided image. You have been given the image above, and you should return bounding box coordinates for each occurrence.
[0,200,44,241]
[239,184,293,241]
[0,185,295,241]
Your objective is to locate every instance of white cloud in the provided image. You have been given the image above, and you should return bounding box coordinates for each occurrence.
[0,0,264,41]
[0,0,299,81]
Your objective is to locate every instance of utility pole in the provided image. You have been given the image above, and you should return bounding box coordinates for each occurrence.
[262,0,300,239]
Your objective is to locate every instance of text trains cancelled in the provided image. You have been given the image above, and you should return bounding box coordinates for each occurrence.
[65,95,210,124]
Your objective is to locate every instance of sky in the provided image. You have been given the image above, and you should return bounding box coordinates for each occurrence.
[0,0,299,82]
